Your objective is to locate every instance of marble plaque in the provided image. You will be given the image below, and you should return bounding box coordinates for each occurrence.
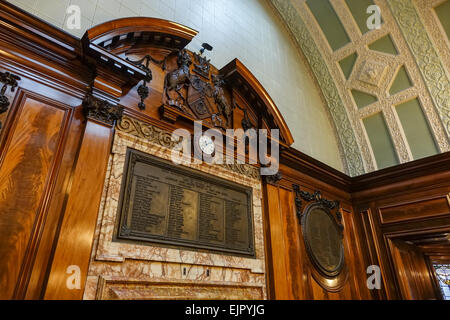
[117,148,255,256]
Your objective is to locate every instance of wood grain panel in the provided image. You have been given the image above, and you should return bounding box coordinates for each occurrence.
[0,94,66,299]
[379,196,450,224]
[44,119,113,300]
[24,105,84,299]
[264,184,290,299]
[389,240,437,300]
[279,188,303,299]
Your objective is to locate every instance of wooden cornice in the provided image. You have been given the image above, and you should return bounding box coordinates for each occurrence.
[220,59,294,147]
[350,152,450,193]
[282,148,450,197]
[0,2,90,98]
[84,17,198,52]
[0,2,81,60]
[281,147,351,191]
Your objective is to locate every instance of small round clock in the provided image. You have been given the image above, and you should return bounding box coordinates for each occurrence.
[198,135,215,155]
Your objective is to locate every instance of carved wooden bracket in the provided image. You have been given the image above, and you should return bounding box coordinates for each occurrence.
[83,93,124,126]
[0,71,20,129]
[263,172,283,185]
[292,184,342,228]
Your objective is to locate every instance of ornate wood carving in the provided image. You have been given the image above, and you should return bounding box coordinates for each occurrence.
[187,74,214,120]
[212,74,233,128]
[263,172,283,186]
[83,93,123,126]
[292,184,342,227]
[192,43,213,79]
[164,49,192,109]
[85,17,197,53]
[126,55,160,110]
[0,71,20,129]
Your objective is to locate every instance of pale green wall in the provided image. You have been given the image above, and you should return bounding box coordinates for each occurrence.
[435,0,450,40]
[363,113,399,169]
[396,99,439,160]
[306,0,350,51]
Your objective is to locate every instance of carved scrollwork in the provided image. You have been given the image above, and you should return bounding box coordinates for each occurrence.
[221,163,260,180]
[0,71,21,129]
[117,115,181,149]
[292,184,342,228]
[262,172,282,185]
[83,94,123,126]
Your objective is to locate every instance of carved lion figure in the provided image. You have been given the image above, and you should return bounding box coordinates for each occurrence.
[164,50,192,105]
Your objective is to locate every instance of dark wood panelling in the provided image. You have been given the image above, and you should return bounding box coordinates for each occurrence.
[0,91,70,299]
[264,184,290,299]
[353,152,450,300]
[379,196,450,224]
[263,163,371,300]
[25,105,84,299]
[44,119,113,300]
[389,239,437,300]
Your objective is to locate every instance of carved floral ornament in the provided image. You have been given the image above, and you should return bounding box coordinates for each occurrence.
[292,184,342,229]
[0,71,21,129]
[83,93,124,126]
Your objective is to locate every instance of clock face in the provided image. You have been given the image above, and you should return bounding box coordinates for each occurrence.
[198,135,215,155]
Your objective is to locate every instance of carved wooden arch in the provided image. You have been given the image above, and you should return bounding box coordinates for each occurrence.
[82,17,294,147]
[83,17,197,53]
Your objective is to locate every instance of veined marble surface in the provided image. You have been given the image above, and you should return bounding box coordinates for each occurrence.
[83,128,266,300]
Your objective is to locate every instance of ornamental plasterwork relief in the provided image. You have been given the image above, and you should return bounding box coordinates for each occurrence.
[414,0,450,76]
[270,0,449,173]
[388,0,450,142]
[357,60,388,87]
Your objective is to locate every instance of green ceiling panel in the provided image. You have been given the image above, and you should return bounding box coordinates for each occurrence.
[345,0,381,34]
[363,113,399,169]
[389,66,413,95]
[339,52,358,79]
[396,98,438,160]
[435,0,450,41]
[351,89,378,109]
[368,34,398,55]
[306,0,351,51]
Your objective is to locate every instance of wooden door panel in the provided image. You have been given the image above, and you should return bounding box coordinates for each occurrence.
[390,240,438,300]
[0,92,69,299]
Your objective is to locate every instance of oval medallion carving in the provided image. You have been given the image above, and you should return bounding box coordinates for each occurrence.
[302,203,345,278]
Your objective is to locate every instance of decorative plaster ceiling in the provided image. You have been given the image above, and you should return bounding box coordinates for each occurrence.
[269,0,450,175]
